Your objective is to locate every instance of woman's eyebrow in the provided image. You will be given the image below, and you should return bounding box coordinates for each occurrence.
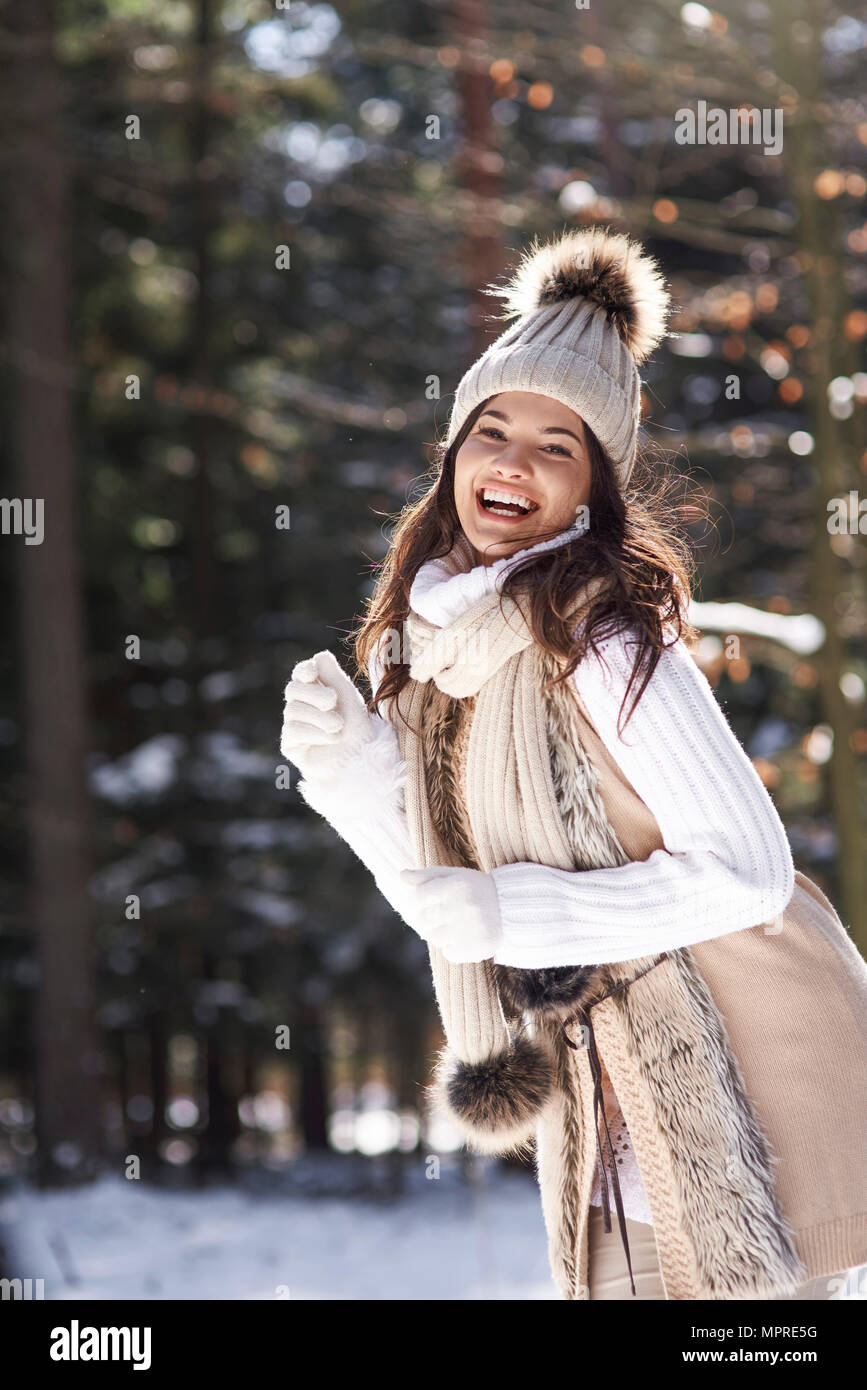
[480,409,583,444]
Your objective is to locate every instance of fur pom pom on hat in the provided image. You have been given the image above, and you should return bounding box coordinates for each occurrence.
[444,226,671,489]
[489,227,670,364]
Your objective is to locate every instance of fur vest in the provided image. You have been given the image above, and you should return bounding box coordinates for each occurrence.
[382,581,867,1300]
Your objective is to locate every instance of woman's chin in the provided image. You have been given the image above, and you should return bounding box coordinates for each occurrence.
[465,521,574,566]
[462,515,548,557]
[468,532,540,564]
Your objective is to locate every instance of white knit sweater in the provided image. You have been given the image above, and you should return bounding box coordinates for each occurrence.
[298,530,795,963]
[294,528,796,1227]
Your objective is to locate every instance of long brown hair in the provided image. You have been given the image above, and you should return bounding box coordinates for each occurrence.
[353,396,701,737]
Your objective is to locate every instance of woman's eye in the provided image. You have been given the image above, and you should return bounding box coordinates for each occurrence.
[477,426,571,458]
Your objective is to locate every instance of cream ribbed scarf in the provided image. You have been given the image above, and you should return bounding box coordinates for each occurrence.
[388,560,613,1068]
[404,569,607,701]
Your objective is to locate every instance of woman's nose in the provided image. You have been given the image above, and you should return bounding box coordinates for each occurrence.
[492,443,532,474]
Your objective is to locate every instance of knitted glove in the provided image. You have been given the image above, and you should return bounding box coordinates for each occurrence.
[399,865,503,963]
[281,650,377,784]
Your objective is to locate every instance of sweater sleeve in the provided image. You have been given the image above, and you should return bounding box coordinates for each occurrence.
[292,644,421,929]
[294,647,516,1069]
[490,626,796,968]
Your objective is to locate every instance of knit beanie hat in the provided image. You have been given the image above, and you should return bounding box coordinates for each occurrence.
[444,227,671,490]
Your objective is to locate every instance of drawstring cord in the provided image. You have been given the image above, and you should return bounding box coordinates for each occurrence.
[561,952,671,1298]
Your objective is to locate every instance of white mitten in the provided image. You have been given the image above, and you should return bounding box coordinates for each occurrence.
[399,865,503,963]
[280,649,377,783]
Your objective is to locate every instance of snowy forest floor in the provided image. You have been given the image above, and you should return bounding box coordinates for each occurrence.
[0,1157,558,1300]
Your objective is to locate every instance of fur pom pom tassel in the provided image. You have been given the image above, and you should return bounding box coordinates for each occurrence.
[426,1034,557,1156]
[493,961,607,1024]
[485,226,671,363]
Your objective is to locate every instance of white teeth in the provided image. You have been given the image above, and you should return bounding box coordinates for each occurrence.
[480,487,538,514]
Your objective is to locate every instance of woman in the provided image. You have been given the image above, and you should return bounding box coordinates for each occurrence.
[280,229,867,1301]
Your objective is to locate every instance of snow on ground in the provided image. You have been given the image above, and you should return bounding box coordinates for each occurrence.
[0,1160,557,1301]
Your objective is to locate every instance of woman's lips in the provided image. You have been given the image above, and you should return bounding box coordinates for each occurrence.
[475,489,540,524]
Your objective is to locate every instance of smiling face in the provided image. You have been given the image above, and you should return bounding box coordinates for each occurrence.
[453,391,593,566]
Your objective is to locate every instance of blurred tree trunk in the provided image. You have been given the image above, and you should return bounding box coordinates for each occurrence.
[772,4,867,949]
[583,9,631,199]
[3,0,103,1183]
[453,0,505,354]
[298,999,329,1150]
[116,1030,131,1154]
[183,0,226,1176]
[148,1012,169,1167]
[197,951,243,1178]
[189,0,218,652]
[201,1028,242,1176]
[392,1017,423,1147]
